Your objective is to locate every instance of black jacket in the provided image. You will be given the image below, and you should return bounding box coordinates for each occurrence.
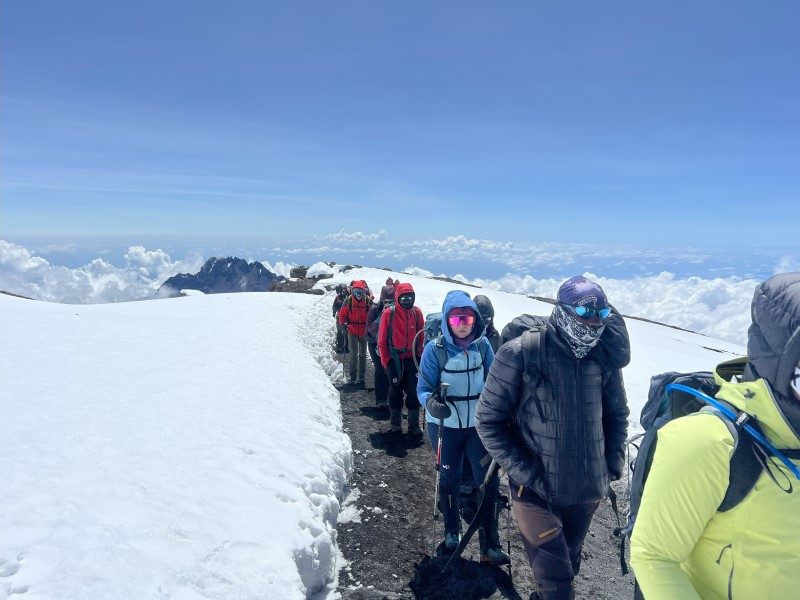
[475,310,630,507]
[485,324,501,353]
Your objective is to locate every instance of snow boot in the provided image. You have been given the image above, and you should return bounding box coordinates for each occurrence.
[479,505,510,565]
[407,408,422,437]
[389,408,402,433]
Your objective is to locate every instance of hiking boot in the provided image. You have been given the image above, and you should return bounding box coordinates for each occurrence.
[480,546,511,566]
[407,408,422,437]
[444,532,460,553]
[389,409,402,433]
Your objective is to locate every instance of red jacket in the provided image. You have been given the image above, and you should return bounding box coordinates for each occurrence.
[338,282,371,337]
[378,282,424,368]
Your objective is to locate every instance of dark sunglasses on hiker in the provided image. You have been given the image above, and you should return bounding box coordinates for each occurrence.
[448,314,476,327]
[352,289,365,300]
[563,303,612,320]
[398,293,415,308]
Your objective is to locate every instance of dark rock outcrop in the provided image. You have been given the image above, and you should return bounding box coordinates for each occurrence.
[158,257,283,296]
[269,278,325,295]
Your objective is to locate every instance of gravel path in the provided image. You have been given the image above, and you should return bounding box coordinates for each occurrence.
[334,358,635,600]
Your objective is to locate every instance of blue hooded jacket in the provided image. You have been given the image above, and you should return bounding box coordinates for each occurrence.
[417,290,495,428]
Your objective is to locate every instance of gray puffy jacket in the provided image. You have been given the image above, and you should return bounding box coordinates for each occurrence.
[475,310,630,507]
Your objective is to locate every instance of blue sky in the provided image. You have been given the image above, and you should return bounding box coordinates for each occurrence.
[2,1,798,245]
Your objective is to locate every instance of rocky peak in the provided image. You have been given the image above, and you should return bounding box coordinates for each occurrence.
[158,257,283,296]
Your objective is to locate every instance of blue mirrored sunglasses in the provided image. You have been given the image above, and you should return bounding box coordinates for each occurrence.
[352,289,365,299]
[564,304,612,320]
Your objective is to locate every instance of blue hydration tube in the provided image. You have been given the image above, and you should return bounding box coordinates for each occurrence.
[667,383,800,481]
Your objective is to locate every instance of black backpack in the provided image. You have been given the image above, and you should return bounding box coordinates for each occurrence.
[500,315,552,423]
[617,357,800,577]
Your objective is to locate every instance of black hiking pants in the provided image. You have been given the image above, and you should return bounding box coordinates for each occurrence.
[387,357,419,411]
[509,483,599,600]
[367,341,388,405]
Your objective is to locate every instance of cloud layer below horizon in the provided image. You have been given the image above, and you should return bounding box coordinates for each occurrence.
[1,238,778,346]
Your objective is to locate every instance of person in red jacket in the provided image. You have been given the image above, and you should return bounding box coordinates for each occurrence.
[338,280,372,386]
[378,282,425,435]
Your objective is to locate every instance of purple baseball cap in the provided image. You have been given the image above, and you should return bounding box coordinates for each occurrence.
[557,276,608,308]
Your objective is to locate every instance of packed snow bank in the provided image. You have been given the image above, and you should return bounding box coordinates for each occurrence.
[317,267,746,425]
[0,292,351,600]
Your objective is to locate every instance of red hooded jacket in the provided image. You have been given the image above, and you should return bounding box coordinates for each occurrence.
[338,281,372,337]
[377,282,424,369]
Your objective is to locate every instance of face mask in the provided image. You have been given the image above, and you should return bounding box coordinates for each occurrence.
[398,293,415,310]
[553,304,605,358]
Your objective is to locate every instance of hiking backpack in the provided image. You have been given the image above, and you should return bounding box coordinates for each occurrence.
[499,315,552,422]
[617,358,800,575]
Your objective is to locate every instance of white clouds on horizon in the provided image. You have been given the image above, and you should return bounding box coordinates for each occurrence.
[1,237,791,346]
[0,240,204,304]
[453,271,757,346]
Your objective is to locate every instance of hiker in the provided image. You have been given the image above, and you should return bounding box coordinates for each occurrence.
[474,295,501,352]
[459,294,500,533]
[378,282,425,434]
[338,280,371,386]
[476,276,630,600]
[630,272,800,600]
[332,283,349,353]
[367,282,395,411]
[417,290,511,564]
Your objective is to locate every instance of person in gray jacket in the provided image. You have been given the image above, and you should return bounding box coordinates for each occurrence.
[475,276,630,600]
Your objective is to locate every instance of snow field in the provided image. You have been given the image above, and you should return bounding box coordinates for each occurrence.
[0,292,351,600]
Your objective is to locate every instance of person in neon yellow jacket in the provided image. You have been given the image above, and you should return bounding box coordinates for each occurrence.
[630,272,800,599]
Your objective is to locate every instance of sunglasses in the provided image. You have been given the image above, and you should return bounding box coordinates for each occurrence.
[563,304,612,320]
[448,314,476,327]
[352,289,365,299]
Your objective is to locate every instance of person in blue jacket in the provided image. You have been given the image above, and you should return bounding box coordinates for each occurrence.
[417,290,510,564]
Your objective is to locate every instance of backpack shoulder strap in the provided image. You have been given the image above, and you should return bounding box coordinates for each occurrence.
[479,337,489,381]
[434,333,448,373]
[702,402,764,512]
[520,327,548,422]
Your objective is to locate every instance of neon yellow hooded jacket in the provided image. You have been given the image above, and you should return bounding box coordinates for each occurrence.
[630,363,800,600]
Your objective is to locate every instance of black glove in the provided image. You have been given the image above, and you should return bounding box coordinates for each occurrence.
[426,395,451,420]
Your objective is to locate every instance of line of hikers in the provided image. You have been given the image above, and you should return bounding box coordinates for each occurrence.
[332,272,800,600]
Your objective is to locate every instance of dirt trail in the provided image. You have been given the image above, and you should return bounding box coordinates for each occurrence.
[334,357,634,600]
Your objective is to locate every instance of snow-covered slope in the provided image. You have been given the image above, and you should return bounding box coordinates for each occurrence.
[0,292,350,600]
[1,267,747,599]
[319,267,746,424]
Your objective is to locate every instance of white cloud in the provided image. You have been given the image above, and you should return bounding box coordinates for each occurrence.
[262,261,295,278]
[455,270,757,346]
[320,229,389,243]
[0,240,203,304]
[775,255,800,274]
[403,266,434,278]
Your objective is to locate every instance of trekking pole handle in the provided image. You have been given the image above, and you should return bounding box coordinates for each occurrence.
[667,383,800,480]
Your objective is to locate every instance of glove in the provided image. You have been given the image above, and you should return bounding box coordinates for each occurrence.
[426,395,451,420]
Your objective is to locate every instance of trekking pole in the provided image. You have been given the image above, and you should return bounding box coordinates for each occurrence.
[431,382,449,556]
[506,493,512,577]
[311,286,336,308]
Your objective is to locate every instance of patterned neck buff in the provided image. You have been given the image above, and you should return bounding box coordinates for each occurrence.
[553,304,606,359]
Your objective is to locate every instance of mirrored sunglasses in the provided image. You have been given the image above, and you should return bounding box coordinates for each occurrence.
[448,314,476,327]
[352,289,365,299]
[564,304,612,320]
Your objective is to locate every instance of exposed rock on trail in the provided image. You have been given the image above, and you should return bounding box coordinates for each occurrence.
[334,358,634,599]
